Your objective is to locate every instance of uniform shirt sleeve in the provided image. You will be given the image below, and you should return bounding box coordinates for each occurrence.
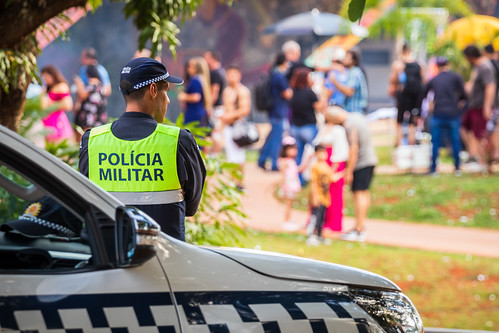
[177,129,206,216]
[78,130,91,177]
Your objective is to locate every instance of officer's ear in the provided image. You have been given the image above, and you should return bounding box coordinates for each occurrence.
[149,83,158,99]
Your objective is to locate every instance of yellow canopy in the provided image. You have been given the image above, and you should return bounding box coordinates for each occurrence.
[440,15,499,49]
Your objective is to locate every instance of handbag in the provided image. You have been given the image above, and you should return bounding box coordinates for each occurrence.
[232,120,259,147]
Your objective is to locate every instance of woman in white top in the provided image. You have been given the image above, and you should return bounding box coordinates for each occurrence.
[312,107,349,232]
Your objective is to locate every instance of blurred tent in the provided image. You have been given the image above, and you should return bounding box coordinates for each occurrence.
[305,0,396,67]
[263,8,368,37]
[439,15,499,50]
[36,7,88,49]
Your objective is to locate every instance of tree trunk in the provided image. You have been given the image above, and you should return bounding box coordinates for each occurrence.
[0,81,29,132]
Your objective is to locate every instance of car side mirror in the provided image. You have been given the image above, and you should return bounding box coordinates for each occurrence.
[115,206,160,267]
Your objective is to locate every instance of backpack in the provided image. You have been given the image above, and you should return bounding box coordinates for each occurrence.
[402,62,422,96]
[253,72,274,112]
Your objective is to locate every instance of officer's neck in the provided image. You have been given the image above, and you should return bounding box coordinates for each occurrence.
[125,100,154,118]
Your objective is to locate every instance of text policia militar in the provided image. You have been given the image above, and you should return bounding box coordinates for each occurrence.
[97,152,165,182]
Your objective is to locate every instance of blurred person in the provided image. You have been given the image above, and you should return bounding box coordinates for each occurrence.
[178,57,213,127]
[40,65,74,143]
[312,110,349,232]
[204,50,227,154]
[329,49,368,114]
[278,136,301,230]
[388,44,425,146]
[324,48,349,107]
[306,144,342,246]
[483,44,499,165]
[424,57,467,175]
[289,68,323,180]
[282,40,314,82]
[221,66,251,188]
[326,106,378,242]
[79,47,111,97]
[462,45,496,173]
[73,65,108,142]
[258,52,293,171]
[133,48,162,62]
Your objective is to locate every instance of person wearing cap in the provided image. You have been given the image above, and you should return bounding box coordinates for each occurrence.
[424,56,467,175]
[78,57,206,241]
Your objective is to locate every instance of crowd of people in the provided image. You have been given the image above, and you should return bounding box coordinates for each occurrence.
[39,47,110,145]
[37,40,499,245]
[255,41,374,244]
[389,43,499,175]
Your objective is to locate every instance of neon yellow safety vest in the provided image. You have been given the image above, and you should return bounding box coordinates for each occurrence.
[88,123,182,205]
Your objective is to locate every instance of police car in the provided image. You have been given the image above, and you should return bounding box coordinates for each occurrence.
[0,125,423,332]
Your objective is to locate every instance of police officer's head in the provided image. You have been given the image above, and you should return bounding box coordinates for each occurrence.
[119,57,183,123]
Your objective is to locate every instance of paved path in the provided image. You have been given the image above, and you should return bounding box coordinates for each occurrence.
[241,163,499,259]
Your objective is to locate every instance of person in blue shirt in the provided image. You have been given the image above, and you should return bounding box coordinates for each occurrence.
[79,48,112,97]
[329,49,368,113]
[258,53,293,171]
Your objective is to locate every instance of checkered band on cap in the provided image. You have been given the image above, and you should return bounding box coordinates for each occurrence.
[133,73,170,90]
[20,214,76,237]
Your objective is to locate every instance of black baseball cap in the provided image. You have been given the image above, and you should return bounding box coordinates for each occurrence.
[119,57,183,94]
[0,197,81,238]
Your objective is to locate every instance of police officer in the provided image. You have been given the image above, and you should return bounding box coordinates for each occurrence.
[79,57,206,241]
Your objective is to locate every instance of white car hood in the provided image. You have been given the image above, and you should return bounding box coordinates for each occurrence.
[207,247,400,291]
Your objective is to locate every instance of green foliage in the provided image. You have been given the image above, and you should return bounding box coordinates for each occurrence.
[347,0,366,22]
[165,114,248,246]
[433,40,472,79]
[0,166,31,224]
[341,0,472,62]
[120,0,202,57]
[0,46,38,93]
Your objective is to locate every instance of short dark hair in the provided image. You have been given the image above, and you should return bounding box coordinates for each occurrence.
[86,65,101,81]
[83,47,97,60]
[207,49,221,62]
[227,65,240,72]
[463,45,481,59]
[120,80,168,101]
[484,44,495,54]
[274,52,287,67]
[314,144,325,152]
[402,43,411,54]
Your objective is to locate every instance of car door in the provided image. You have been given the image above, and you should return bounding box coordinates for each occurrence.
[0,128,181,332]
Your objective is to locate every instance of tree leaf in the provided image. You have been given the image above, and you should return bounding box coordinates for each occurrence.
[348,0,366,22]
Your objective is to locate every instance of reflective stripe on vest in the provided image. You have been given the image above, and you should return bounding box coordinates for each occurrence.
[88,123,182,205]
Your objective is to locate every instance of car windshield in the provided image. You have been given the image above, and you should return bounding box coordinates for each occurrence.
[0,163,91,271]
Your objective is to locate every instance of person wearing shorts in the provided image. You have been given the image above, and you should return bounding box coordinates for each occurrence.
[324,107,378,242]
[462,45,497,172]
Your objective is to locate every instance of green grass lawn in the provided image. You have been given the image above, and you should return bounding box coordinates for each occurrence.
[241,231,499,331]
[287,172,498,229]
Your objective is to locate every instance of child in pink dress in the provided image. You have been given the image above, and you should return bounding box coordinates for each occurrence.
[278,136,302,231]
